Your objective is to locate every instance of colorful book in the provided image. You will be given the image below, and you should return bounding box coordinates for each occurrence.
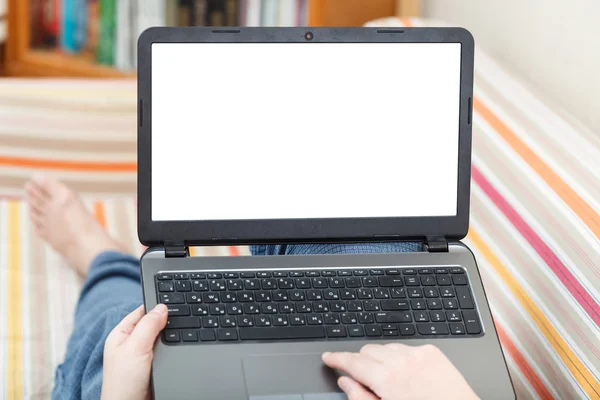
[193,0,207,26]
[178,0,193,25]
[97,0,116,65]
[206,0,225,26]
[84,0,99,56]
[61,0,78,52]
[245,0,261,26]
[225,0,238,26]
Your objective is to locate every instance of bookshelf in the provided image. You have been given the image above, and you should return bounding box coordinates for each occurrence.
[4,0,421,78]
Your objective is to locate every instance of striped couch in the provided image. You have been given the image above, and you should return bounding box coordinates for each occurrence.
[1,17,599,399]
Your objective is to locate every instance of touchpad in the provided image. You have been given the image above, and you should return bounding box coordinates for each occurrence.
[242,354,347,400]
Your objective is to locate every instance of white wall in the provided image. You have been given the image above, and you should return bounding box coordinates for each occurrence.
[423,0,600,132]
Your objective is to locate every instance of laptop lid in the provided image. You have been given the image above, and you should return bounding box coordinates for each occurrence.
[137,27,474,247]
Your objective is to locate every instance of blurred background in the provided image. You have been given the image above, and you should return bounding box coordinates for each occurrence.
[1,1,599,399]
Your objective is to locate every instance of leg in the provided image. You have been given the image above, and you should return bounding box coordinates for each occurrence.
[25,177,142,400]
[250,241,423,256]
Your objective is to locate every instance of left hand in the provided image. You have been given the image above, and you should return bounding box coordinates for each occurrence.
[101,304,168,400]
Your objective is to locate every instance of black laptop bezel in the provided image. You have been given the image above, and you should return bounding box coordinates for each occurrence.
[137,27,474,247]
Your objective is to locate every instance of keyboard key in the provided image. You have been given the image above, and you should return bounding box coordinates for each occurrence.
[325,325,348,338]
[347,301,364,312]
[219,316,237,327]
[329,278,345,288]
[341,289,357,300]
[273,272,288,277]
[424,288,439,298]
[289,271,304,277]
[348,325,365,337]
[164,330,180,342]
[402,269,417,275]
[240,326,326,340]
[430,311,445,322]
[379,276,404,287]
[159,293,184,304]
[345,278,362,288]
[207,273,222,279]
[244,280,260,290]
[383,329,399,336]
[312,278,328,288]
[243,304,260,314]
[240,272,256,278]
[227,280,243,291]
[385,269,401,275]
[418,269,433,274]
[222,293,237,303]
[314,302,329,313]
[256,292,271,302]
[413,311,429,322]
[305,271,320,277]
[330,301,346,312]
[434,268,448,274]
[390,288,406,298]
[210,280,226,291]
[186,293,202,303]
[363,277,378,287]
[365,325,382,336]
[261,304,277,314]
[427,299,442,310]
[353,270,368,276]
[190,273,206,279]
[278,303,294,314]
[436,275,452,286]
[290,315,306,325]
[167,317,200,329]
[324,313,341,325]
[450,268,464,274]
[218,329,238,341]
[417,323,449,336]
[341,313,358,324]
[463,311,481,334]
[262,279,276,290]
[158,282,174,292]
[374,288,390,299]
[381,300,409,311]
[375,312,412,323]
[324,289,340,300]
[181,329,198,342]
[191,305,209,316]
[443,298,458,309]
[399,324,415,336]
[224,272,239,278]
[203,293,219,303]
[278,278,295,289]
[295,278,311,289]
[358,312,374,324]
[357,288,373,299]
[226,304,243,315]
[192,280,208,291]
[307,314,324,325]
[364,300,380,311]
[167,305,190,316]
[420,276,436,286]
[410,300,426,310]
[322,271,336,277]
[446,311,462,321]
[404,277,419,286]
[157,274,172,280]
[370,269,384,275]
[297,302,313,313]
[174,273,189,280]
[289,290,305,301]
[200,329,216,341]
[452,275,468,285]
[450,322,466,335]
[255,316,272,327]
[337,271,352,277]
[456,287,474,309]
[307,290,323,301]
[440,288,455,298]
[209,304,225,315]
[273,315,289,326]
[257,272,271,278]
[238,316,254,327]
[273,291,289,302]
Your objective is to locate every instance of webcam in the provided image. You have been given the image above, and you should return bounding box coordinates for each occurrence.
[304,31,314,41]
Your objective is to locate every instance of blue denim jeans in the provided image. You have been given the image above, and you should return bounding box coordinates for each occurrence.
[52,242,421,399]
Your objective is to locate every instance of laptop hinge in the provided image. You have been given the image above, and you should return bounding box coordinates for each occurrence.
[164,241,189,258]
[425,236,448,253]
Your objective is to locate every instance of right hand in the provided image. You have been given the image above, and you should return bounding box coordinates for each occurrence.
[322,343,479,400]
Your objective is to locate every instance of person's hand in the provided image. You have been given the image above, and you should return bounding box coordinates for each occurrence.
[322,343,479,400]
[101,304,168,400]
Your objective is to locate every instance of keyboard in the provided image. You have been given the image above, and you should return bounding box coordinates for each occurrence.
[155,266,483,344]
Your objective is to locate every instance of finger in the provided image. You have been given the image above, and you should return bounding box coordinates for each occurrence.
[105,305,145,348]
[128,304,169,354]
[322,352,382,387]
[359,344,389,362]
[338,376,379,400]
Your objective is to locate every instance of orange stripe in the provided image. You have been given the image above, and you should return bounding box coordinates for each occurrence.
[93,201,107,228]
[469,227,600,397]
[0,155,136,172]
[6,201,24,400]
[495,323,554,400]
[473,98,600,239]
[228,246,240,256]
[189,247,198,257]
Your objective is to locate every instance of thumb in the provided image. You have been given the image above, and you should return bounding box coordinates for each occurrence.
[128,304,168,354]
[338,376,380,400]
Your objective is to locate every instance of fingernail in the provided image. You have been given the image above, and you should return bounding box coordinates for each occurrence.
[153,304,168,315]
[322,352,331,360]
[337,377,349,392]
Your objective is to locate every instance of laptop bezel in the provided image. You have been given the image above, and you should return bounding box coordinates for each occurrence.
[137,27,474,247]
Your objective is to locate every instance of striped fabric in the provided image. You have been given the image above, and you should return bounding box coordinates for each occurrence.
[1,17,599,398]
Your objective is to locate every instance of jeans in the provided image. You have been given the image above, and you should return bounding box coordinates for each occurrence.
[52,242,421,399]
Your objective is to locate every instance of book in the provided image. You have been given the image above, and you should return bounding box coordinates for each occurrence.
[61,0,78,52]
[260,0,278,26]
[245,0,261,26]
[277,0,294,26]
[225,0,238,26]
[75,0,88,50]
[178,0,193,25]
[115,0,133,69]
[166,0,179,26]
[193,0,207,26]
[206,0,225,26]
[97,0,116,65]
[83,0,99,57]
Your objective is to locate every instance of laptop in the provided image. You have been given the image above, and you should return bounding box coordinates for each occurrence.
[137,27,515,400]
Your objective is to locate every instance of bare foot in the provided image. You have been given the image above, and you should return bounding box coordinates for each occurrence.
[25,175,127,276]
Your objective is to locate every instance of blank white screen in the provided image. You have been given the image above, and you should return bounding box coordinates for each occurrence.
[151,43,461,221]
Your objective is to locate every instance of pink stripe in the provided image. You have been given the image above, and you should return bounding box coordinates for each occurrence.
[472,165,600,327]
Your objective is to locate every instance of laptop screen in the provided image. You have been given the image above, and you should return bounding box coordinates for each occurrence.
[151,42,462,221]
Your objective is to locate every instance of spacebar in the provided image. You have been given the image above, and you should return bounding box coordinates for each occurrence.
[239,327,326,340]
